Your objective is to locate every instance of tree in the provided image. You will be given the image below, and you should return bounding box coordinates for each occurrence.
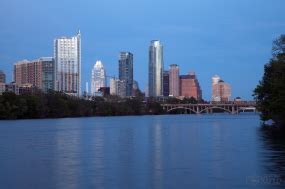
[181,97,198,104]
[253,35,285,128]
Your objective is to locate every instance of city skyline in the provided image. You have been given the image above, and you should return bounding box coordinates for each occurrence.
[0,35,272,100]
[0,0,284,100]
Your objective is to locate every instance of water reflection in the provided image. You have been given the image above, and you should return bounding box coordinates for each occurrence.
[54,119,82,189]
[1,114,285,188]
[259,128,285,187]
[93,128,105,188]
[151,119,163,189]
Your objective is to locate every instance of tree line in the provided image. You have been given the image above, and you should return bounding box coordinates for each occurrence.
[0,91,166,119]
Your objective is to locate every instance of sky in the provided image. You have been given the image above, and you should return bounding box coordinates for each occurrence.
[0,0,284,100]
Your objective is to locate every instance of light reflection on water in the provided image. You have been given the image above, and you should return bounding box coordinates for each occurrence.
[0,114,284,188]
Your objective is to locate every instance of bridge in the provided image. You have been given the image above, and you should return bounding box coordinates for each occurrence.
[161,101,257,114]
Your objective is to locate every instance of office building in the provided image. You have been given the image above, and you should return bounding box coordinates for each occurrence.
[148,40,164,97]
[91,60,106,96]
[180,72,202,100]
[54,31,81,96]
[119,52,133,97]
[169,64,179,97]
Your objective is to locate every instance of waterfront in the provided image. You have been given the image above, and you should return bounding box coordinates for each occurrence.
[0,114,284,188]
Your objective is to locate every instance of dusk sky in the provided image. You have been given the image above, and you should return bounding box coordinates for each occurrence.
[0,0,284,100]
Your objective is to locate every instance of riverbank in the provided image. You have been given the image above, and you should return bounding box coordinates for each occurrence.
[0,91,165,120]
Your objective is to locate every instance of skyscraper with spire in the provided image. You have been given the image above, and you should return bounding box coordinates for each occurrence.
[91,60,106,96]
[54,31,81,96]
[148,40,164,97]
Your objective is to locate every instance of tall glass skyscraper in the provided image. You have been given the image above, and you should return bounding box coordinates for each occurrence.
[54,31,81,96]
[91,60,106,96]
[149,40,164,97]
[119,52,133,97]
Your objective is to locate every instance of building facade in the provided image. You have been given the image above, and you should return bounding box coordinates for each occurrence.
[109,78,126,97]
[14,57,54,92]
[91,60,106,96]
[118,80,126,97]
[212,75,231,102]
[169,64,179,97]
[163,71,169,97]
[148,40,164,97]
[180,72,202,100]
[54,31,81,96]
[119,52,133,97]
[41,57,55,92]
[0,70,6,83]
[110,77,119,95]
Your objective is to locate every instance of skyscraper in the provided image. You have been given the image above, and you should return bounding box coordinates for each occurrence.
[54,31,81,96]
[91,60,106,96]
[14,57,54,92]
[163,71,169,97]
[119,52,133,97]
[149,40,164,97]
[212,75,231,102]
[0,70,6,83]
[169,64,180,97]
[180,72,202,100]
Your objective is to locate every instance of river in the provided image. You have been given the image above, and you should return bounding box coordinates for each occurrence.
[0,114,284,188]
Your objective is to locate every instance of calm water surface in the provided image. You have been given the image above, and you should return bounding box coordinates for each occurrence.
[0,114,284,189]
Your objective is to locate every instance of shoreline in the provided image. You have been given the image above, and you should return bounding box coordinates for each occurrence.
[0,112,259,121]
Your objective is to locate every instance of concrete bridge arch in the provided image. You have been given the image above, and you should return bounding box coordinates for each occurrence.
[167,107,198,114]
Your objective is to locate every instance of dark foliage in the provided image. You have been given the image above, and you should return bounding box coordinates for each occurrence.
[165,96,198,104]
[253,35,285,129]
[0,91,165,119]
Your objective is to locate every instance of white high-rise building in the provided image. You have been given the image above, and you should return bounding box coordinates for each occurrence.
[91,60,106,96]
[149,40,164,97]
[54,31,81,96]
